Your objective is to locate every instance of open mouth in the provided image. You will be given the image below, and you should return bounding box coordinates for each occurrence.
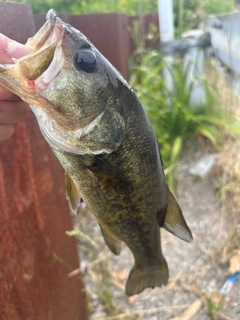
[0,9,65,106]
[0,10,109,155]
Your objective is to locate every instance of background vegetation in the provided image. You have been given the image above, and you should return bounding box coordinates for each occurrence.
[129,41,233,191]
[174,0,235,36]
[9,0,235,24]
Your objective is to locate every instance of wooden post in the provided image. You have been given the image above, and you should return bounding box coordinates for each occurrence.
[158,0,175,101]
[0,3,87,319]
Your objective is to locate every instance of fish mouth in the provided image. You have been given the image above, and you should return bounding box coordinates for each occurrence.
[0,10,110,154]
[0,9,65,107]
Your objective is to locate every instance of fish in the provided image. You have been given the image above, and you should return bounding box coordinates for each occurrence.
[0,9,192,296]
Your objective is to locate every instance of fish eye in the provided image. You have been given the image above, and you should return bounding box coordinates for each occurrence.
[74,50,97,73]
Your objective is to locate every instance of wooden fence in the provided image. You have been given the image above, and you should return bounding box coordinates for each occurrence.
[0,3,87,319]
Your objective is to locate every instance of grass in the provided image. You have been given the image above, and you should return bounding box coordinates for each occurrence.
[128,21,238,193]
[206,295,226,320]
[207,62,240,265]
[216,139,240,214]
[90,262,124,316]
[68,211,132,319]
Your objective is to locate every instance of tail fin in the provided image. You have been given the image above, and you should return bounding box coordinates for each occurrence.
[125,260,169,296]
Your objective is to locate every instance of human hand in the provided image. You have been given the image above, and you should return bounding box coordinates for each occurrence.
[0,34,30,142]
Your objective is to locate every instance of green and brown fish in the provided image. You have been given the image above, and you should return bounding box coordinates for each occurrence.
[0,9,192,296]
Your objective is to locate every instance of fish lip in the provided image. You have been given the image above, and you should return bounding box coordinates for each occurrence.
[26,10,65,54]
[46,9,57,25]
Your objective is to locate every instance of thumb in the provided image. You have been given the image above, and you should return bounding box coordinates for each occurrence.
[0,34,30,64]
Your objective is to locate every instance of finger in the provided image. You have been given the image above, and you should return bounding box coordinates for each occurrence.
[0,101,29,124]
[0,33,30,63]
[7,39,30,59]
[0,34,30,100]
[0,86,24,100]
[0,124,15,142]
[0,86,16,100]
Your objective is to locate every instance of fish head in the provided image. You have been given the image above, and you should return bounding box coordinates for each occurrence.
[0,9,128,154]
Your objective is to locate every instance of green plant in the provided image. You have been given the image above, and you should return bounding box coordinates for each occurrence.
[206,295,225,320]
[91,262,124,316]
[13,0,158,15]
[203,0,234,15]
[66,229,97,248]
[130,48,230,191]
[173,0,235,38]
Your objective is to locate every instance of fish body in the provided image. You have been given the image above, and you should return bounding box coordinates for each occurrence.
[0,10,192,296]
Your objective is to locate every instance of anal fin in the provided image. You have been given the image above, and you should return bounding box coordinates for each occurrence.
[158,190,193,242]
[99,224,122,255]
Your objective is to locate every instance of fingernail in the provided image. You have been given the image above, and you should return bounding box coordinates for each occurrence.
[7,41,29,58]
[7,41,21,55]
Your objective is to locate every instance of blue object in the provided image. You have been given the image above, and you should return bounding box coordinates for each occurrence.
[220,271,240,295]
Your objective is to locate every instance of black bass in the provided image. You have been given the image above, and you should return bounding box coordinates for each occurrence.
[0,10,192,296]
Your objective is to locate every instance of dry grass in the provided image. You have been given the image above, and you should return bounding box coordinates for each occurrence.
[206,60,240,194]
[213,138,240,266]
[207,60,240,264]
[216,139,240,216]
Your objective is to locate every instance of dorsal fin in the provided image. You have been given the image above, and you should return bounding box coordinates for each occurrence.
[99,224,122,255]
[65,172,82,214]
[160,190,193,242]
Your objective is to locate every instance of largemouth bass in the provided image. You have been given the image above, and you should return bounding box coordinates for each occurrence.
[0,10,192,296]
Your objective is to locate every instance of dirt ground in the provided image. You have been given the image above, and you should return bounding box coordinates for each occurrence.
[71,144,240,320]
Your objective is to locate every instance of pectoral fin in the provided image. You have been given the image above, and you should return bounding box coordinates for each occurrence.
[88,155,133,195]
[99,224,122,255]
[81,107,126,153]
[158,190,193,242]
[65,173,82,214]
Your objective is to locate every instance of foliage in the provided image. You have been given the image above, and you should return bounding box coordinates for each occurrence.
[9,0,235,37]
[206,295,225,320]
[173,0,202,37]
[10,0,158,15]
[203,0,235,15]
[129,47,229,191]
[92,262,123,315]
[6,0,236,28]
[173,0,235,37]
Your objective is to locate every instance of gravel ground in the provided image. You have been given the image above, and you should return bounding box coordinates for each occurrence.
[71,145,240,320]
